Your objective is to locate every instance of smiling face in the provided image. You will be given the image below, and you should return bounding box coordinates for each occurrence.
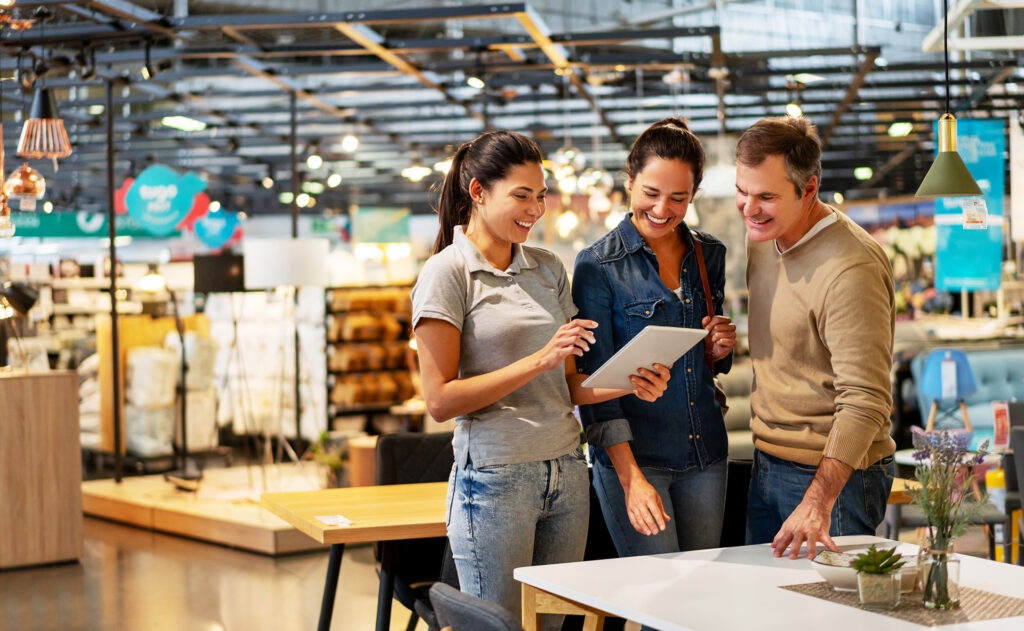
[627,157,696,244]
[468,161,547,246]
[735,153,820,251]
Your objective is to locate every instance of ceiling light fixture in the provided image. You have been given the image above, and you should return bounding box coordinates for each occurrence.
[341,134,359,152]
[295,193,310,207]
[327,173,342,188]
[466,75,485,89]
[915,0,982,199]
[262,176,274,189]
[887,121,914,138]
[18,87,72,162]
[785,102,803,118]
[792,73,825,84]
[162,115,207,132]
[209,201,221,212]
[854,167,874,181]
[306,153,323,170]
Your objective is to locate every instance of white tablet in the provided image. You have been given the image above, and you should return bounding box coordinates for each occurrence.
[580,325,707,390]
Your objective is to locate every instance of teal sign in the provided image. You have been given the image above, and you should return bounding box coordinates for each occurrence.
[934,119,1005,291]
[10,211,180,238]
[194,212,241,249]
[353,207,409,242]
[125,165,207,237]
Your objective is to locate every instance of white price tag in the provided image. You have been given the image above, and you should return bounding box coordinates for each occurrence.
[316,514,353,527]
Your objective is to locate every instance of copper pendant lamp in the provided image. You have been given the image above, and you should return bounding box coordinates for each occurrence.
[17,86,72,161]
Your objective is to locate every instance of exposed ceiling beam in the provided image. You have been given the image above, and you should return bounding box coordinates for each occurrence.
[821,51,879,148]
[515,5,628,147]
[922,0,982,53]
[333,22,484,124]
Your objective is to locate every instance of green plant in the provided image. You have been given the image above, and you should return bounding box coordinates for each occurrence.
[310,430,345,470]
[851,545,905,575]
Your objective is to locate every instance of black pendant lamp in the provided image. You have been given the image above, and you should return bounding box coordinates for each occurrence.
[17,86,72,160]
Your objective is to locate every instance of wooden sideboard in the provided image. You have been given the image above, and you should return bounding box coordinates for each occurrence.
[0,371,82,569]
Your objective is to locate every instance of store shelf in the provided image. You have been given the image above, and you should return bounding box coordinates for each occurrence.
[52,303,144,315]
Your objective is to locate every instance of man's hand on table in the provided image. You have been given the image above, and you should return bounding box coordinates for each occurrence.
[771,457,854,560]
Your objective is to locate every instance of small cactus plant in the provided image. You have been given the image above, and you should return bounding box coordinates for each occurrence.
[851,545,905,575]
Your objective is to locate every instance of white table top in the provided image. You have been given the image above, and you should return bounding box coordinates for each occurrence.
[514,536,1024,631]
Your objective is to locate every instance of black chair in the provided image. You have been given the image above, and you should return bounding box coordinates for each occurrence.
[375,432,455,631]
[429,582,524,631]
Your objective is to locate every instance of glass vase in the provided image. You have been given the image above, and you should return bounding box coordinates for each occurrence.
[857,572,901,610]
[921,549,960,609]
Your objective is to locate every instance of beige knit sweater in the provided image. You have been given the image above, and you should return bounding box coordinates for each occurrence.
[746,210,896,469]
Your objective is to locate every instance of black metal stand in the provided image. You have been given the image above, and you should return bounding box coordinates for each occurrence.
[106,78,123,483]
[163,287,202,483]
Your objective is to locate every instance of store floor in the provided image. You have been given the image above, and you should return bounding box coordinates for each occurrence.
[0,517,426,631]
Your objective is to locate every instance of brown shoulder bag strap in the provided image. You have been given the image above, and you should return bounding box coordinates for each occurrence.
[692,237,716,374]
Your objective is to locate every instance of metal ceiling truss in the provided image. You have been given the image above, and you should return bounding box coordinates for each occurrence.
[0,1,1018,214]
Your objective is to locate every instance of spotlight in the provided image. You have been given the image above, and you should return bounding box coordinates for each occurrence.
[209,201,221,212]
[327,173,342,188]
[854,167,874,181]
[466,75,485,89]
[306,154,323,169]
[887,121,914,138]
[262,176,274,189]
[786,102,803,118]
[341,134,359,152]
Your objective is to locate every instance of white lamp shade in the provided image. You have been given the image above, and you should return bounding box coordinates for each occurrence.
[243,238,329,288]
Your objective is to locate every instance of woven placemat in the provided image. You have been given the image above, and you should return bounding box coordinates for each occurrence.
[780,582,1024,626]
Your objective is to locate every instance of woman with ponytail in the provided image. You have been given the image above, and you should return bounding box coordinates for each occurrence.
[412,130,671,623]
[572,118,738,566]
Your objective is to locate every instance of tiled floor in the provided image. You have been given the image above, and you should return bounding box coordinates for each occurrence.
[0,517,424,631]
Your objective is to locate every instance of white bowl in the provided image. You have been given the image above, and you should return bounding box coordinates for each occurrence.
[812,549,917,593]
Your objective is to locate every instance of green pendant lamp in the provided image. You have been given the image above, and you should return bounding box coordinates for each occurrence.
[914,0,982,199]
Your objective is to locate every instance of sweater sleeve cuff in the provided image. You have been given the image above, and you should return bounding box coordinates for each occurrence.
[822,416,879,469]
[585,418,633,448]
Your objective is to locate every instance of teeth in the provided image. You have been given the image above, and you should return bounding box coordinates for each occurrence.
[749,217,770,225]
[515,220,533,228]
[646,213,669,225]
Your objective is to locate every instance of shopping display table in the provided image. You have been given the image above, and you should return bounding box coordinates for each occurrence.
[261,481,447,631]
[515,535,1024,631]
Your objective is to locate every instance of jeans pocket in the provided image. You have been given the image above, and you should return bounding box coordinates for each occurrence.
[789,460,819,474]
[445,465,457,529]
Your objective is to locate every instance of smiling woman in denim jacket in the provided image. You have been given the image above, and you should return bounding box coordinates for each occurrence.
[573,118,737,559]
[412,130,671,624]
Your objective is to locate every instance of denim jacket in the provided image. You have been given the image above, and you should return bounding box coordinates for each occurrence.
[572,215,732,471]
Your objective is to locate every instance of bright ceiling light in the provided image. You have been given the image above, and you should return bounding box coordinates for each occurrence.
[295,193,311,207]
[138,265,166,293]
[262,176,274,189]
[279,191,294,204]
[327,173,343,188]
[302,181,325,195]
[306,154,323,170]
[466,76,485,89]
[209,201,221,212]
[43,201,53,213]
[161,115,207,132]
[833,192,845,205]
[402,164,432,183]
[874,57,888,67]
[341,134,359,152]
[785,102,803,118]
[854,167,874,181]
[792,73,825,84]
[887,121,914,138]
[88,105,105,116]
[433,158,453,174]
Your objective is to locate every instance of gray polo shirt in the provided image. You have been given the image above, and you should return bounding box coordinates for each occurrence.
[412,226,581,469]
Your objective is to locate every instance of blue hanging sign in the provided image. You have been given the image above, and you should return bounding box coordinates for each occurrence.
[934,119,1005,291]
[125,165,207,237]
[193,212,242,250]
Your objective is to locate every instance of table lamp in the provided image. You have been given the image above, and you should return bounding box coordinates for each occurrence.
[243,238,329,446]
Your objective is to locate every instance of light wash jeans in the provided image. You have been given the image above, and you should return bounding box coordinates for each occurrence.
[446,448,589,628]
[746,449,895,545]
[592,457,728,556]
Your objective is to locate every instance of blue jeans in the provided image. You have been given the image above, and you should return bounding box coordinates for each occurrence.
[592,457,727,556]
[746,449,895,545]
[446,449,589,628]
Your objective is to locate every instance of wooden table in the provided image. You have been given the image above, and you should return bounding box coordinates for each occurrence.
[515,535,1024,631]
[889,477,920,504]
[262,482,447,631]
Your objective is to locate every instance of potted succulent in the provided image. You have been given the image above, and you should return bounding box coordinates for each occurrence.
[852,545,904,610]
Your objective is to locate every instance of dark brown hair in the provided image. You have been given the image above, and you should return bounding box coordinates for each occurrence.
[625,117,705,194]
[432,130,544,254]
[735,117,822,197]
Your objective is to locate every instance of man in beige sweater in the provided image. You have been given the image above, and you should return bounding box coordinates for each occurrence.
[735,117,896,559]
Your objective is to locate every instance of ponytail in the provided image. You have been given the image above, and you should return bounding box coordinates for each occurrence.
[432,143,473,254]
[430,130,544,256]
